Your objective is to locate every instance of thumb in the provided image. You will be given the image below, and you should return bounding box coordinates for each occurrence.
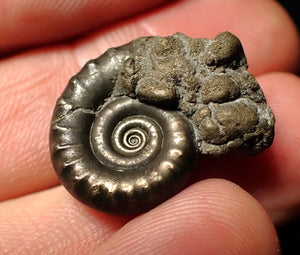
[93,179,280,255]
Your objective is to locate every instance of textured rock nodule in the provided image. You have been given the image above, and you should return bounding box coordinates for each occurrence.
[113,31,275,155]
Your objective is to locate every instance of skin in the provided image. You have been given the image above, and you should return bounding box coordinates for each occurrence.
[0,0,299,254]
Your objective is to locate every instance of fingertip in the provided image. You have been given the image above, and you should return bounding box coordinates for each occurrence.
[133,0,300,75]
[0,0,173,54]
[243,0,300,74]
[257,72,300,159]
[94,179,280,255]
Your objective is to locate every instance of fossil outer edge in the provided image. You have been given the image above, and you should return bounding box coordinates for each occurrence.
[50,32,275,215]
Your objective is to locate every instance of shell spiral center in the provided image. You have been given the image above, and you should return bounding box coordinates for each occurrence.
[90,99,163,170]
[114,121,147,154]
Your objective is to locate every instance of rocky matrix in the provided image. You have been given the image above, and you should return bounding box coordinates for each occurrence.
[113,32,275,155]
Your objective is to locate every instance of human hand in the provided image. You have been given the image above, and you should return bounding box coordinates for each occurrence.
[0,0,299,254]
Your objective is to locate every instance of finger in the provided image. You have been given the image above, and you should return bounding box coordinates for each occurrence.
[0,51,68,200]
[73,0,299,75]
[93,179,280,255]
[0,0,172,54]
[255,72,300,224]
[194,72,300,225]
[0,0,299,200]
[1,0,299,74]
[0,185,130,255]
[152,0,299,75]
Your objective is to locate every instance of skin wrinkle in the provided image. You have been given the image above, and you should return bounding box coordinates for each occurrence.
[0,0,174,53]
[192,185,259,254]
[0,49,75,200]
[137,19,158,36]
[94,180,279,255]
[0,187,128,255]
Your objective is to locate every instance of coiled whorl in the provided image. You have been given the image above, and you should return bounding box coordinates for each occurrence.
[50,42,197,215]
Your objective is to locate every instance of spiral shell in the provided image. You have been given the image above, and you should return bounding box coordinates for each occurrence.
[50,42,197,215]
[50,32,275,214]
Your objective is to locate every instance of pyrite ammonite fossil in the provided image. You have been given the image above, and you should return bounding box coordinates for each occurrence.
[50,32,275,215]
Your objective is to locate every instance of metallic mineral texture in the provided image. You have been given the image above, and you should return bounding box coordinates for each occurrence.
[113,31,275,155]
[50,32,275,215]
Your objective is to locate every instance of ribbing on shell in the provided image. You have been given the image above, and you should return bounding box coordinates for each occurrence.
[50,42,197,215]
